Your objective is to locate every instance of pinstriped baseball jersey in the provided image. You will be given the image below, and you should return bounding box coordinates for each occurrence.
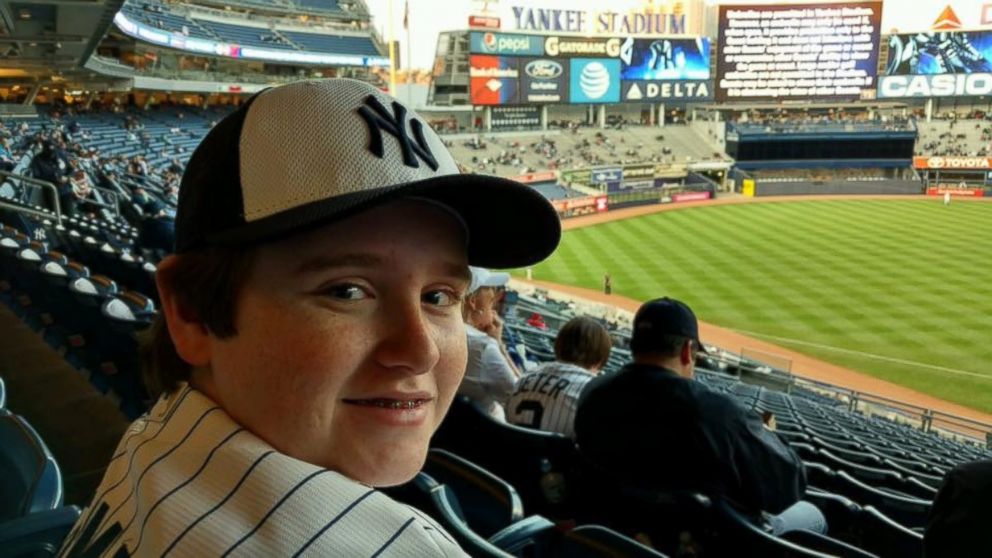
[505,362,595,439]
[59,383,466,557]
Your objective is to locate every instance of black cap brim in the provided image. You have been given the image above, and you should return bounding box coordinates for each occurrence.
[204,173,562,269]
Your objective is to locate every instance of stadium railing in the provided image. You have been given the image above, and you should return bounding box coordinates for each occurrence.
[728,121,918,135]
[0,172,63,226]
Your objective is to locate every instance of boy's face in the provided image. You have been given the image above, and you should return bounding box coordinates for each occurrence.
[194,200,471,486]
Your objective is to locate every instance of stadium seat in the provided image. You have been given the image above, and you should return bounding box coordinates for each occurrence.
[711,498,837,557]
[0,412,64,522]
[383,473,514,558]
[432,395,581,519]
[0,376,5,409]
[423,449,525,538]
[556,525,670,557]
[0,505,80,558]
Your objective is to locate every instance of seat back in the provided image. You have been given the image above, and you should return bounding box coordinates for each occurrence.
[558,525,670,557]
[432,395,580,518]
[712,499,834,558]
[423,449,523,539]
[0,412,63,521]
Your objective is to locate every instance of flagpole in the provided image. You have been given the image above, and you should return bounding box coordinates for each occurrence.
[387,0,397,95]
[405,2,413,107]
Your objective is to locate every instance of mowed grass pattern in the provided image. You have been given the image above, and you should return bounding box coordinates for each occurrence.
[527,200,992,414]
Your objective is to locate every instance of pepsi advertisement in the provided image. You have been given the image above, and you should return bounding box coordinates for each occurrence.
[469,31,544,56]
[469,55,520,105]
[569,58,621,104]
[519,58,569,103]
[620,37,710,81]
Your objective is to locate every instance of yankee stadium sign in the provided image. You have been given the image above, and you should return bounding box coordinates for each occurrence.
[510,5,687,35]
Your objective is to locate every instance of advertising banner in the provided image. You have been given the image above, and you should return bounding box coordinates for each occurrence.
[913,156,992,169]
[672,191,713,202]
[622,163,656,181]
[619,37,710,80]
[715,2,883,101]
[880,30,992,98]
[590,166,623,184]
[550,195,609,218]
[560,168,593,185]
[519,58,570,103]
[491,106,541,129]
[926,186,985,196]
[511,170,558,183]
[569,58,621,103]
[469,31,544,56]
[469,55,520,105]
[545,36,623,58]
[621,80,713,101]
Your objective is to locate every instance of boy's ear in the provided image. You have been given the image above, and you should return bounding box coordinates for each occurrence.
[156,256,212,367]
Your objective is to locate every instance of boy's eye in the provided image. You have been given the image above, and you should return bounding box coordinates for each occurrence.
[423,289,460,307]
[321,284,367,301]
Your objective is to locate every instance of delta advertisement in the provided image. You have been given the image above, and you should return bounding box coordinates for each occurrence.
[468,30,713,104]
[879,31,992,98]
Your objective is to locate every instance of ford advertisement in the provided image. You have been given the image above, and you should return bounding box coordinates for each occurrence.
[519,58,570,103]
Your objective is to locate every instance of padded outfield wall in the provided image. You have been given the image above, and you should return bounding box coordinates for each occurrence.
[752,179,923,196]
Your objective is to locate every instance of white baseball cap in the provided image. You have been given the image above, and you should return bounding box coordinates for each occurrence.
[468,266,510,294]
[174,78,561,268]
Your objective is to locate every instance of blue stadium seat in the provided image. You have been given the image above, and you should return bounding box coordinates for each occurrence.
[0,505,80,558]
[432,395,581,519]
[423,449,524,533]
[557,525,670,557]
[0,412,63,522]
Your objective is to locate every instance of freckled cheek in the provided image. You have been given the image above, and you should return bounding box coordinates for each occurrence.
[243,311,368,415]
[434,328,469,407]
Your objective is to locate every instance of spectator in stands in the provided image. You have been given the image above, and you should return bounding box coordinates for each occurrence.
[0,136,15,171]
[29,140,69,211]
[575,297,825,535]
[459,266,521,421]
[924,458,992,557]
[59,79,559,556]
[67,168,93,216]
[506,316,611,438]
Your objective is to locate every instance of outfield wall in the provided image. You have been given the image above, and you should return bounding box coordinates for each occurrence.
[753,179,923,197]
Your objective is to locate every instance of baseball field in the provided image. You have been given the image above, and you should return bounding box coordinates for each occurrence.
[526,199,992,414]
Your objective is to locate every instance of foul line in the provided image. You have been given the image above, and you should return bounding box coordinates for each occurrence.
[730,329,992,381]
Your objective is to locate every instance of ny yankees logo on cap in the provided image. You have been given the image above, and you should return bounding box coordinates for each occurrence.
[358,95,439,171]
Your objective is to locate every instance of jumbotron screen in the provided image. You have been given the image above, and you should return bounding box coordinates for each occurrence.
[715,1,883,101]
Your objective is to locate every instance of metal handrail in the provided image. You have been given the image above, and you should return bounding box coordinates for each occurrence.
[0,170,61,226]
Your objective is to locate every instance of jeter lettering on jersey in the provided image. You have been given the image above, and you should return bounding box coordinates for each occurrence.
[517,373,571,398]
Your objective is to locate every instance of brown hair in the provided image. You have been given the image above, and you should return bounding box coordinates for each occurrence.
[140,245,255,398]
[554,316,612,370]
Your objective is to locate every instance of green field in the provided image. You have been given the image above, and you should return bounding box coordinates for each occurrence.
[527,200,992,414]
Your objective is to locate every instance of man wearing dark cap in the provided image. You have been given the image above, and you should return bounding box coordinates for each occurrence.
[574,297,823,535]
[59,79,561,556]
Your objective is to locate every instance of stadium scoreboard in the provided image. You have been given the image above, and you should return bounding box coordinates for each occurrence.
[715,2,883,101]
[468,30,711,105]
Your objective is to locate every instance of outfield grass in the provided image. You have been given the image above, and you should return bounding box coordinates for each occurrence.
[526,200,992,414]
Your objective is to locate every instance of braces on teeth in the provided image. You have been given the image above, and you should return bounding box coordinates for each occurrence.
[371,400,421,409]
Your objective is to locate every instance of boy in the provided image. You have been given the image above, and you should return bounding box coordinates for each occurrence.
[59,78,560,556]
